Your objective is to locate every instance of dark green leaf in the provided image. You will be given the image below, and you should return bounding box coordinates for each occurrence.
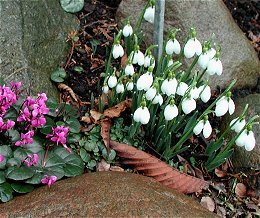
[4,107,18,121]
[46,98,59,117]
[40,116,56,134]
[84,141,96,152]
[205,138,224,156]
[11,183,34,193]
[108,150,116,162]
[13,147,29,162]
[65,117,80,133]
[25,172,44,184]
[87,160,96,170]
[5,129,20,143]
[80,148,91,163]
[43,152,65,179]
[6,158,21,167]
[73,66,84,72]
[0,171,6,184]
[183,112,198,135]
[50,68,66,83]
[67,133,81,144]
[0,145,12,158]
[5,166,35,180]
[0,183,13,202]
[24,136,44,153]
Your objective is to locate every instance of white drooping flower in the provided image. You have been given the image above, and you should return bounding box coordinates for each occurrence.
[182,97,196,114]
[125,64,135,76]
[144,6,155,24]
[190,86,200,100]
[133,50,145,66]
[198,53,210,69]
[165,39,181,55]
[116,83,124,93]
[176,82,188,96]
[145,87,157,101]
[161,78,178,96]
[136,72,153,91]
[198,84,211,103]
[193,120,212,138]
[206,48,216,60]
[164,104,178,121]
[235,130,256,151]
[184,38,202,58]
[230,118,246,133]
[152,93,163,105]
[206,58,223,76]
[123,24,133,37]
[126,81,134,91]
[102,85,109,94]
[133,106,150,125]
[144,55,155,68]
[112,44,124,59]
[215,96,235,117]
[108,75,117,88]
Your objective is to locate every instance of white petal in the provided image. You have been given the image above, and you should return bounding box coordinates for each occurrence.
[168,59,173,67]
[194,38,202,56]
[173,39,181,54]
[165,78,177,96]
[193,120,204,135]
[198,53,210,69]
[244,131,256,151]
[123,24,133,37]
[184,39,196,58]
[126,82,134,91]
[177,82,188,96]
[235,130,247,147]
[215,98,228,117]
[228,99,235,115]
[182,98,196,114]
[152,94,163,105]
[137,51,145,66]
[133,107,142,122]
[166,40,174,55]
[102,85,109,94]
[230,118,239,130]
[200,85,211,103]
[161,79,169,95]
[234,119,246,133]
[144,73,153,91]
[203,120,212,138]
[108,76,117,88]
[206,59,217,75]
[190,87,199,100]
[164,104,178,121]
[116,84,124,93]
[140,107,150,124]
[215,60,223,76]
[112,44,124,59]
[145,87,157,100]
[136,75,146,90]
[125,64,135,76]
[144,55,155,68]
[206,48,216,60]
[144,6,155,24]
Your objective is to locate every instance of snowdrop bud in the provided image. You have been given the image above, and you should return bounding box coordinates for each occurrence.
[112,44,124,59]
[108,75,117,88]
[133,107,142,123]
[166,39,181,55]
[144,55,155,68]
[123,24,133,37]
[184,39,196,58]
[206,48,216,60]
[182,97,196,114]
[228,99,235,115]
[198,53,210,69]
[164,104,178,121]
[215,96,229,117]
[235,130,247,147]
[133,50,145,66]
[199,85,211,103]
[177,82,188,96]
[116,83,124,93]
[125,64,135,76]
[203,120,212,138]
[152,94,163,105]
[193,120,204,135]
[144,6,155,24]
[230,118,246,133]
[190,87,199,100]
[215,59,223,76]
[244,131,256,151]
[145,87,157,101]
[126,81,134,91]
[102,85,109,94]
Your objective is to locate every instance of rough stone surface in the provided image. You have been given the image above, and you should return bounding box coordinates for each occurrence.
[0,0,78,99]
[0,172,218,217]
[116,0,260,90]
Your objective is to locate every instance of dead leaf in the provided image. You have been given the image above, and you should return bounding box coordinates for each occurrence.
[81,115,92,124]
[103,99,132,118]
[101,118,111,149]
[215,168,227,178]
[90,109,103,123]
[235,183,247,198]
[109,166,124,172]
[121,52,128,68]
[200,196,215,212]
[216,206,226,218]
[110,140,209,194]
[194,167,204,180]
[96,159,110,172]
[81,124,95,132]
[58,83,78,102]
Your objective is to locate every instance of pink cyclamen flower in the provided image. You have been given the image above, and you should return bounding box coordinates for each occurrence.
[41,175,57,187]
[24,154,38,167]
[15,130,34,146]
[0,154,4,162]
[46,126,69,145]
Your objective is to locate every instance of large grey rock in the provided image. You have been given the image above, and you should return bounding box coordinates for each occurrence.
[116,0,260,90]
[0,172,218,217]
[0,0,78,99]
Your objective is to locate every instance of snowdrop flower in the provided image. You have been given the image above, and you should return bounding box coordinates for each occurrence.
[161,73,178,96]
[176,82,188,96]
[182,97,196,114]
[108,75,117,88]
[230,118,246,133]
[184,29,202,58]
[133,100,150,125]
[193,118,212,138]
[144,54,155,68]
[102,85,109,94]
[190,86,200,100]
[152,93,163,105]
[125,64,135,76]
[165,39,181,55]
[206,50,223,76]
[132,49,145,66]
[198,84,211,103]
[144,6,155,24]
[145,86,157,101]
[126,81,134,91]
[137,68,153,91]
[206,48,216,60]
[123,23,133,37]
[215,94,235,117]
[235,129,256,151]
[112,43,124,59]
[164,99,178,121]
[116,83,124,93]
[198,53,210,69]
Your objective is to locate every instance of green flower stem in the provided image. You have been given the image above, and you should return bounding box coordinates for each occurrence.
[197,68,207,84]
[134,1,150,33]
[182,56,199,81]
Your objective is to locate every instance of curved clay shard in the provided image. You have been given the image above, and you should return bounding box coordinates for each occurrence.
[110,140,209,194]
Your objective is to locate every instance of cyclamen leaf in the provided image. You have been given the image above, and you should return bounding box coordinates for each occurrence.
[11,183,34,193]
[65,117,81,133]
[60,0,84,13]
[110,140,209,194]
[5,166,34,181]
[50,68,66,83]
[0,183,13,202]
[0,172,6,184]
